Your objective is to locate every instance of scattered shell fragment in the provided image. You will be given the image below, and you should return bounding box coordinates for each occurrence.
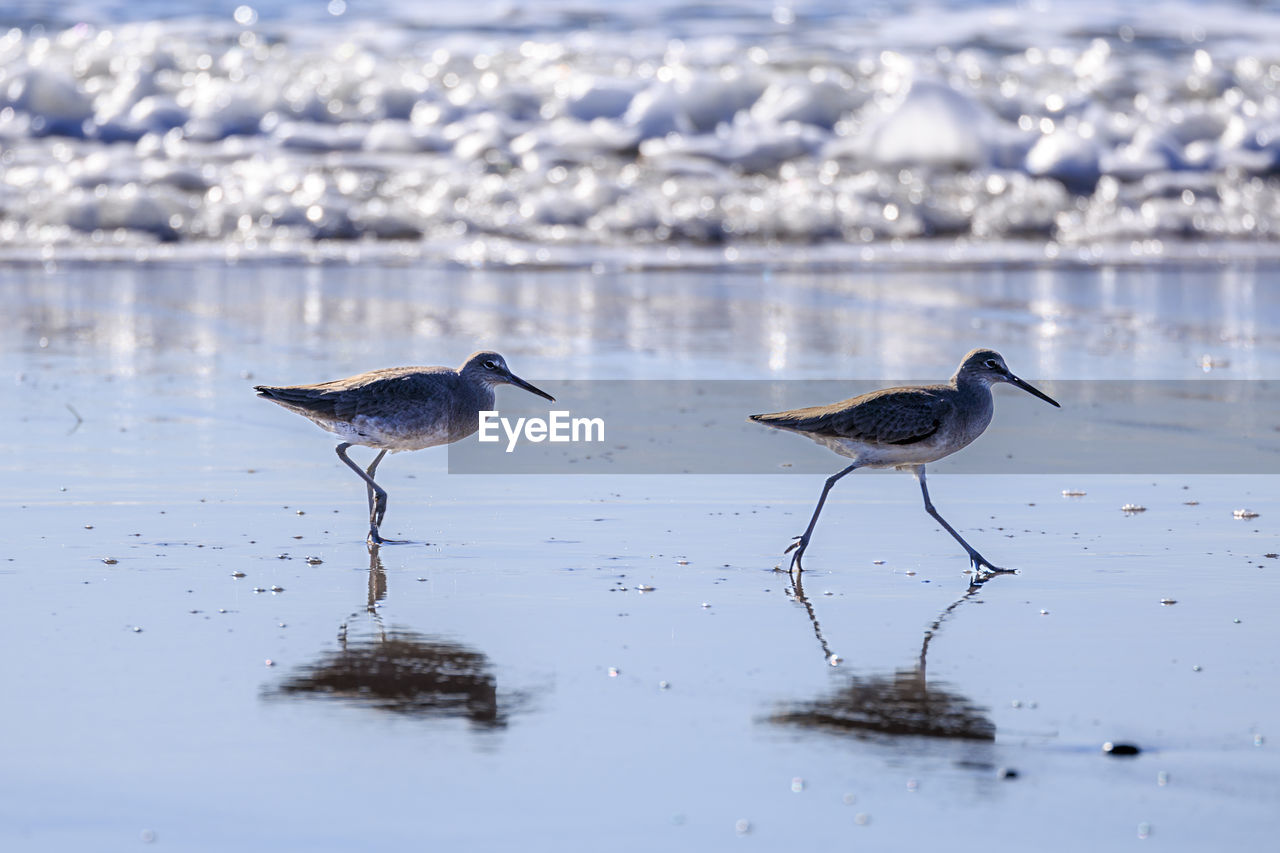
[1061,489,1086,497]
[828,654,842,667]
[1233,509,1259,519]
[1121,504,1147,513]
[1183,500,1200,506]
[635,584,656,592]
[1199,354,1229,371]
[270,585,284,593]
[872,559,885,565]
[102,558,118,565]
[676,559,690,566]
[607,667,620,677]
[1160,598,1177,605]
[231,571,246,578]
[132,626,142,633]
[265,659,274,667]
[304,556,324,565]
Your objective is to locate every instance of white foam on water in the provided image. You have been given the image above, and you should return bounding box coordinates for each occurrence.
[1,1,1279,264]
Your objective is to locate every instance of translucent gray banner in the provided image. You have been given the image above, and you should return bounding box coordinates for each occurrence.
[446,380,1280,474]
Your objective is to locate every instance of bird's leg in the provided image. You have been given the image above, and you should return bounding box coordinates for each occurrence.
[336,443,393,545]
[364,450,388,526]
[913,465,1014,575]
[786,464,858,574]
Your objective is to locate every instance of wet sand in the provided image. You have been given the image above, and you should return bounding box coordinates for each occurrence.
[2,262,1278,850]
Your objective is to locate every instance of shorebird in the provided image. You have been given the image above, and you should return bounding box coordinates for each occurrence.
[751,348,1059,575]
[255,351,554,545]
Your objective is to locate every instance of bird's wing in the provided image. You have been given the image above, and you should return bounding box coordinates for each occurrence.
[751,387,953,446]
[256,367,453,422]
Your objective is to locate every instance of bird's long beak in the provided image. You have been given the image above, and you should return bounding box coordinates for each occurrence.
[1005,372,1060,408]
[504,371,556,402]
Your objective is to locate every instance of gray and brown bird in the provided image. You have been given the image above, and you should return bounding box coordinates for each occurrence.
[255,351,554,545]
[751,348,1060,575]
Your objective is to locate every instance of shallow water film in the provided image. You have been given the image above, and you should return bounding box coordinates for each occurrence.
[3,1,1280,851]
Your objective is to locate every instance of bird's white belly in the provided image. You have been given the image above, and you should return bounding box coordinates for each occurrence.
[823,434,972,467]
[320,415,462,451]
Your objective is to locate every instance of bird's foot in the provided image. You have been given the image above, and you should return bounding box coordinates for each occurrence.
[367,529,410,546]
[785,535,809,574]
[969,552,1016,575]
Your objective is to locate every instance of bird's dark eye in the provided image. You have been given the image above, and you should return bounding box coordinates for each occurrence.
[984,358,999,369]
[483,360,498,370]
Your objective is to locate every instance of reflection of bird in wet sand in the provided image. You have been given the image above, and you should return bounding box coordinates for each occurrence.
[751,349,1059,575]
[769,570,1002,742]
[255,351,554,545]
[268,546,519,728]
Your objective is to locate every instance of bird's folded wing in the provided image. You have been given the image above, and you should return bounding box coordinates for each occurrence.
[753,388,952,446]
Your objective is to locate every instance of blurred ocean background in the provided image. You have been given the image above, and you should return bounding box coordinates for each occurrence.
[3,0,1280,266]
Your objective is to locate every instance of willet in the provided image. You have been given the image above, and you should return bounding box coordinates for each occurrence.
[255,351,554,545]
[750,348,1059,575]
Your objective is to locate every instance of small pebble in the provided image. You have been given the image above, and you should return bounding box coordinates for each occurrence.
[265,659,274,667]
[828,654,842,667]
[1061,489,1086,497]
[608,667,620,677]
[1039,609,1049,615]
[1159,598,1177,605]
[1121,504,1147,513]
[1192,665,1202,672]
[231,571,246,578]
[1103,742,1141,756]
[659,681,670,690]
[102,558,118,565]
[872,559,885,565]
[1233,509,1259,519]
[635,584,656,592]
[271,585,284,593]
[305,556,323,565]
[997,767,1019,779]
[676,559,690,566]
[132,626,142,633]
